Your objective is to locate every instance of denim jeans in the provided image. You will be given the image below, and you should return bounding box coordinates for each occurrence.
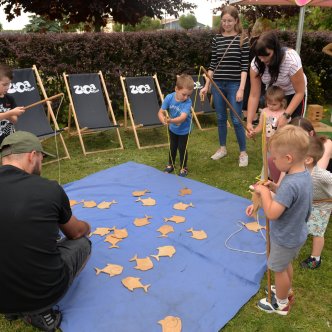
[211,80,246,152]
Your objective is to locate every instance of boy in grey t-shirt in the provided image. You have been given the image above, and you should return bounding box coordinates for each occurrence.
[246,125,312,315]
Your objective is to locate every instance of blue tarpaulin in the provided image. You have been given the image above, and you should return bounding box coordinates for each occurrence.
[59,162,267,332]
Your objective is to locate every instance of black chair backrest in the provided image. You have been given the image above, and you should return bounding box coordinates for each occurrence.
[191,75,214,114]
[68,73,113,130]
[125,76,161,126]
[9,68,54,137]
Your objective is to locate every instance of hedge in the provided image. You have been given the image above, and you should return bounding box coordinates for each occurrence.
[0,29,331,122]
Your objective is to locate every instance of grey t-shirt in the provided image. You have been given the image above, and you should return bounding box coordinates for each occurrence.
[272,170,312,248]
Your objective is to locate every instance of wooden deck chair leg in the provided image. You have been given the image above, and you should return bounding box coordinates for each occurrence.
[67,104,73,134]
[99,71,124,150]
[192,107,203,130]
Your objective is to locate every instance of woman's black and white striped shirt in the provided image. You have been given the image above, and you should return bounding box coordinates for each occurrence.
[208,34,249,81]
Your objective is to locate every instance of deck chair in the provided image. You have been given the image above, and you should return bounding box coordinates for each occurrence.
[191,74,216,130]
[120,75,168,149]
[8,65,70,163]
[63,71,123,156]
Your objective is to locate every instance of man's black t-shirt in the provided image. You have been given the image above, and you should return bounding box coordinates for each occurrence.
[0,165,72,313]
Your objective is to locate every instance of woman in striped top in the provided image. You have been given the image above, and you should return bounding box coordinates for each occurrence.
[246,31,306,137]
[200,5,249,167]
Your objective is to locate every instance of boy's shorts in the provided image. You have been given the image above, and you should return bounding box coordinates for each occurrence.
[307,207,331,237]
[268,241,304,272]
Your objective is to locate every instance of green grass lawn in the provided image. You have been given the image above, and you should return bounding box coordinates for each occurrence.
[1,116,331,331]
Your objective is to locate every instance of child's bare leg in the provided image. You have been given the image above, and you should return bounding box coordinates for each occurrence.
[311,236,324,257]
[275,263,292,300]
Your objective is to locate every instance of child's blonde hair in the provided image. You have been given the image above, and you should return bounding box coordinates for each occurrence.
[0,64,13,80]
[307,136,324,165]
[176,74,194,91]
[268,125,309,161]
[265,86,287,109]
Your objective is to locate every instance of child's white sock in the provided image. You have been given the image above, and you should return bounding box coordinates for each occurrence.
[276,296,289,306]
[311,255,320,261]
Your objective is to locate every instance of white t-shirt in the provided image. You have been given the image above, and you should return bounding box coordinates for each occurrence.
[251,48,306,96]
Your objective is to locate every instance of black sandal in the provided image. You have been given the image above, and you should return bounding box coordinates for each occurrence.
[163,165,174,173]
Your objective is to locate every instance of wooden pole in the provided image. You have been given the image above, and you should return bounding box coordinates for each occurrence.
[262,113,272,304]
[200,66,250,135]
[24,93,64,111]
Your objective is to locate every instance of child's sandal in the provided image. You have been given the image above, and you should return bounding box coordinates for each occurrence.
[164,165,174,173]
[179,168,188,177]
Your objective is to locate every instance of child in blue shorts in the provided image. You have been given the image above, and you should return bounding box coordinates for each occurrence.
[246,125,312,315]
[158,74,194,177]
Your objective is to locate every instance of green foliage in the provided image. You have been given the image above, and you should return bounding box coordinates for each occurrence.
[305,67,325,105]
[113,16,161,32]
[0,22,2,31]
[179,14,197,30]
[212,16,220,29]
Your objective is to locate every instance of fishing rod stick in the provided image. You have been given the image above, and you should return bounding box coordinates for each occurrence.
[24,93,64,111]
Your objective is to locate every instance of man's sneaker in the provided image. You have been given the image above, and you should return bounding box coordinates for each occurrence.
[301,256,321,269]
[239,153,248,167]
[211,147,227,160]
[265,285,295,304]
[257,297,290,315]
[22,308,62,332]
[163,165,174,173]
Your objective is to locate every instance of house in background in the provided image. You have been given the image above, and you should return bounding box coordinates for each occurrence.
[161,18,208,30]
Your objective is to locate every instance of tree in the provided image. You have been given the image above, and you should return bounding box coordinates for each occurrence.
[0,0,196,32]
[0,22,2,31]
[179,14,197,30]
[113,16,161,32]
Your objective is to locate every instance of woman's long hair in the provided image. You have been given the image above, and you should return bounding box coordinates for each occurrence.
[254,31,285,85]
[219,5,244,47]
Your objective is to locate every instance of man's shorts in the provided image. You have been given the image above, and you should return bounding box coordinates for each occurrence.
[268,241,304,272]
[307,207,331,237]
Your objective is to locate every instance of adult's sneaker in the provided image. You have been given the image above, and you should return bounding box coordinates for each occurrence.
[22,308,62,332]
[301,256,321,269]
[239,152,248,167]
[257,296,290,315]
[211,147,227,160]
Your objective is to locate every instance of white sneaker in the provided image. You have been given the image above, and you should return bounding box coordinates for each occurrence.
[211,147,227,160]
[239,153,248,167]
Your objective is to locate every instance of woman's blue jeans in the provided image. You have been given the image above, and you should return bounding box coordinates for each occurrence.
[211,80,246,152]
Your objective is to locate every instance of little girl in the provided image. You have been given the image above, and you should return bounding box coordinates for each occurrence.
[253,85,287,181]
[301,136,332,269]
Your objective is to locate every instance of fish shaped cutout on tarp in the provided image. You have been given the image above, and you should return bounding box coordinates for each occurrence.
[242,221,266,233]
[97,200,117,209]
[157,225,174,238]
[95,263,124,277]
[132,189,151,197]
[69,199,83,207]
[89,227,112,237]
[173,202,194,210]
[129,255,154,271]
[151,245,176,261]
[134,215,152,227]
[104,235,122,249]
[158,316,182,332]
[110,227,128,239]
[121,277,150,292]
[83,200,97,208]
[178,187,192,196]
[163,215,186,224]
[187,228,207,240]
[136,197,156,206]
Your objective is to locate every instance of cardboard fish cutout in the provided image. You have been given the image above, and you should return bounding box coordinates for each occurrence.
[178,187,192,196]
[130,255,154,271]
[164,215,186,224]
[89,227,112,237]
[111,227,128,239]
[158,316,182,332]
[157,225,174,238]
[121,277,150,292]
[97,200,117,209]
[173,202,194,210]
[95,263,123,277]
[151,245,176,261]
[83,200,97,208]
[187,228,207,240]
[134,215,152,227]
[136,197,156,206]
[132,189,151,197]
[242,221,266,233]
[69,199,82,207]
[104,235,122,248]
